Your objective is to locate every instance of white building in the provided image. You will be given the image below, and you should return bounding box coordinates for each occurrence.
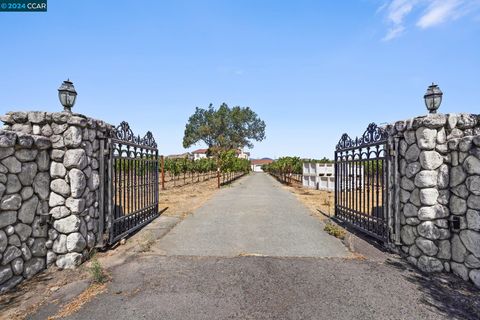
[302,162,335,191]
[250,158,273,172]
[236,149,250,160]
[302,162,365,191]
[192,148,250,161]
[192,149,208,161]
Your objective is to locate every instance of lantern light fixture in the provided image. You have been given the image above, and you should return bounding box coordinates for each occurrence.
[424,82,443,114]
[58,79,77,113]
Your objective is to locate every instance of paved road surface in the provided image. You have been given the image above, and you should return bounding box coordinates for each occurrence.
[30,173,479,320]
[155,173,348,257]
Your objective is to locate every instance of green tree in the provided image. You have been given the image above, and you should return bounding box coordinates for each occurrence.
[182,103,266,156]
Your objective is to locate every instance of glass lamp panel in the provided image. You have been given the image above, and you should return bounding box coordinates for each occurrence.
[66,92,76,107]
[433,95,442,109]
[425,96,434,110]
[59,91,68,107]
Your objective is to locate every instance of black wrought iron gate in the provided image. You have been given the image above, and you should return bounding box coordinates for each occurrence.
[334,123,394,243]
[100,121,160,245]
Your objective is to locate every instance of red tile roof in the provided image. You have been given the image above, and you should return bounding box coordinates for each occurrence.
[250,159,273,165]
[192,149,208,154]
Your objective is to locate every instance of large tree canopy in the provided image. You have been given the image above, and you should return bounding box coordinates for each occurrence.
[183,103,266,154]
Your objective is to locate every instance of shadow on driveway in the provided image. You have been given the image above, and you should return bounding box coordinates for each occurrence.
[384,259,480,320]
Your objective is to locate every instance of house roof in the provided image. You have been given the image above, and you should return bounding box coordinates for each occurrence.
[192,148,208,154]
[250,159,273,165]
[166,152,191,159]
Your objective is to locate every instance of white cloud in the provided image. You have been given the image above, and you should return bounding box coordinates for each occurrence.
[387,0,419,24]
[417,0,463,28]
[383,25,405,41]
[380,0,480,40]
[382,0,420,40]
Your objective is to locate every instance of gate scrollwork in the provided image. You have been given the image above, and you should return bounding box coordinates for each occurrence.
[110,121,157,149]
[336,123,388,150]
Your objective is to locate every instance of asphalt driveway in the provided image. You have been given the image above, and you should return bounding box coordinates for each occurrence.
[29,173,480,320]
[155,173,349,258]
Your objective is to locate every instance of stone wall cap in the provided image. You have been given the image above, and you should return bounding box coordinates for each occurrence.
[1,111,113,132]
[388,113,479,138]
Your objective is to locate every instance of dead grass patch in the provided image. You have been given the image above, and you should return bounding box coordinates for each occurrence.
[0,266,92,320]
[47,282,107,320]
[159,177,220,219]
[237,252,266,257]
[283,184,334,220]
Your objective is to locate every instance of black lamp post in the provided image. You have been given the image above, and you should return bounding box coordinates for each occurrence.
[424,83,443,114]
[58,79,77,113]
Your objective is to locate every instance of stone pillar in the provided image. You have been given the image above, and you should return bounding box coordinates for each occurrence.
[392,113,480,287]
[1,111,112,269]
[0,129,51,293]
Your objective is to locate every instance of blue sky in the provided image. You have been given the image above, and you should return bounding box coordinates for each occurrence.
[1,0,479,159]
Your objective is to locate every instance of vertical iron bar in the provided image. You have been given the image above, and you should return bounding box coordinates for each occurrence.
[366,147,371,231]
[108,140,114,244]
[334,151,337,216]
[351,155,354,224]
[393,137,401,244]
[161,155,165,190]
[156,150,159,214]
[134,156,137,223]
[363,149,366,226]
[376,147,380,236]
[97,139,105,248]
[355,157,358,225]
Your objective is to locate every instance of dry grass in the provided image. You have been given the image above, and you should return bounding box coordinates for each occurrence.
[237,252,266,257]
[337,188,384,212]
[0,267,91,320]
[115,172,222,216]
[285,184,335,219]
[286,183,385,219]
[162,172,217,189]
[159,177,220,219]
[47,282,107,320]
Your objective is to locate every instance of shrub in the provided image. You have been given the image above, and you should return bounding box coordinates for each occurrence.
[324,222,346,240]
[89,258,107,284]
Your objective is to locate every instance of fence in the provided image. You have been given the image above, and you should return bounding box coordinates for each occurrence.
[159,156,247,190]
[269,171,302,185]
[219,171,248,186]
[159,156,249,190]
[302,163,336,191]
